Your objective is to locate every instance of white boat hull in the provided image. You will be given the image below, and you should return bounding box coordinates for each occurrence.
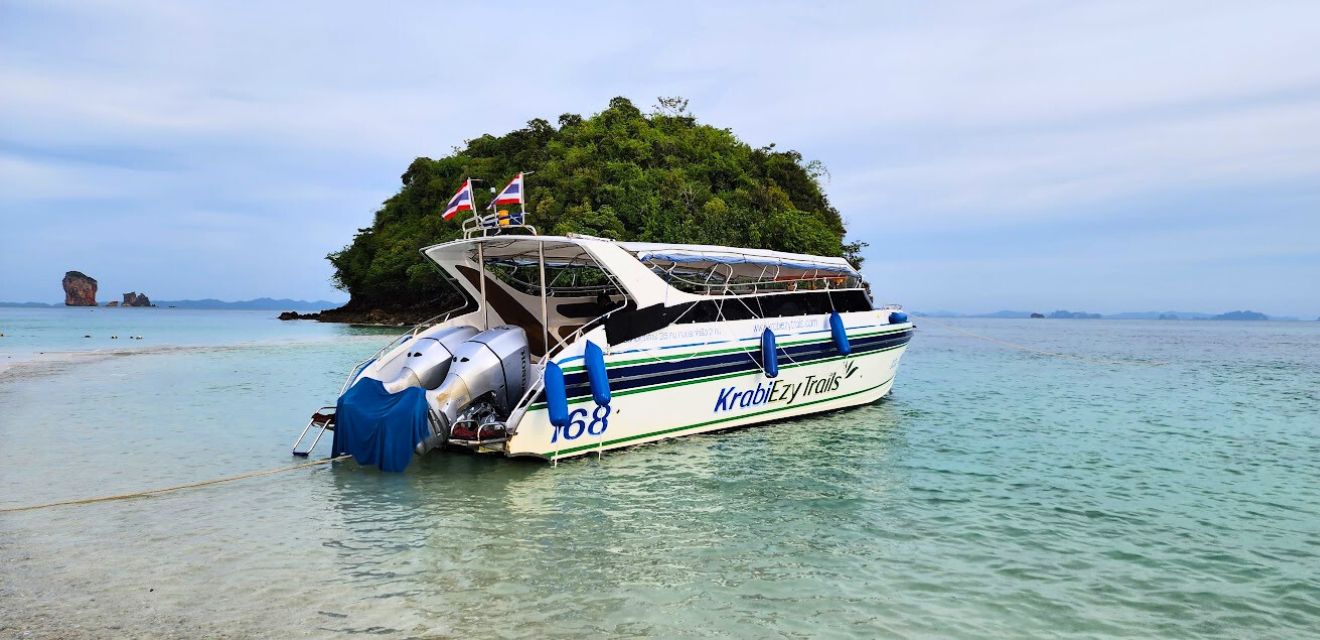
[309,234,915,469]
[505,311,911,460]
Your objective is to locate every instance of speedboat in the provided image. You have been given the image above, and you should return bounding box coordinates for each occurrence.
[293,228,913,469]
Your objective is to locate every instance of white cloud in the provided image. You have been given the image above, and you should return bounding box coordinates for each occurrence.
[832,97,1320,232]
[0,153,159,200]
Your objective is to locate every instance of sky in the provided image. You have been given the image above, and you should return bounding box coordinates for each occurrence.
[2,1,1318,316]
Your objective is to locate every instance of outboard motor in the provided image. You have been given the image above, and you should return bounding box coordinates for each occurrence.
[331,324,481,470]
[380,325,478,393]
[425,325,529,445]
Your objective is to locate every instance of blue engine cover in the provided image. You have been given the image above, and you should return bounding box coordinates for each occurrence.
[331,378,431,472]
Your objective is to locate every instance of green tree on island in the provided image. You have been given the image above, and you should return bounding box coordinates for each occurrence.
[328,97,866,318]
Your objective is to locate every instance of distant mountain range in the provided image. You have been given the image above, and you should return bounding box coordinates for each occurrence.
[1,298,343,311]
[913,309,1299,321]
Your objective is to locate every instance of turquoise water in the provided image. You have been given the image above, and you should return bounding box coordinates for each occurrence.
[0,307,367,362]
[2,310,1318,638]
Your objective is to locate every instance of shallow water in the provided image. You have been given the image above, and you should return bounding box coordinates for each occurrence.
[2,311,1318,638]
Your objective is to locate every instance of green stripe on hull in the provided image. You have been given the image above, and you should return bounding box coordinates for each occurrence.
[529,342,907,410]
[559,325,911,373]
[540,374,897,457]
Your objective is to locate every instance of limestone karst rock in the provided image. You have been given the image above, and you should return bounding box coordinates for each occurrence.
[121,292,153,307]
[63,271,98,306]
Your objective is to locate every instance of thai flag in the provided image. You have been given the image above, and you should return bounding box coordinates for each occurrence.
[442,179,474,220]
[489,172,523,208]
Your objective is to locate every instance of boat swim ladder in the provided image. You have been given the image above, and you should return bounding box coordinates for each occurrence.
[291,406,336,457]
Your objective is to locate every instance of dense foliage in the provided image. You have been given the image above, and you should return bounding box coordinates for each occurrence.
[328,97,864,311]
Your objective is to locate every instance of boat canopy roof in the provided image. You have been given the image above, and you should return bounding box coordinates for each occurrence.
[424,236,856,271]
[617,241,858,277]
[425,236,611,266]
[421,234,862,308]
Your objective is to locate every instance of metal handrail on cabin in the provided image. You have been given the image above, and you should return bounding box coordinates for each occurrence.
[503,258,634,434]
[502,304,620,436]
[461,217,539,239]
[648,261,859,296]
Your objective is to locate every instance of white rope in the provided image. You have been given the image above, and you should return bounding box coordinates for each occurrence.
[0,455,350,514]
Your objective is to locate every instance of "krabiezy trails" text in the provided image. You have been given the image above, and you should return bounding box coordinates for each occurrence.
[712,372,842,413]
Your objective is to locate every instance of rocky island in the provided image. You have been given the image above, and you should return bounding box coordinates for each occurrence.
[319,97,863,324]
[278,310,321,320]
[62,271,98,306]
[120,291,153,307]
[56,271,156,308]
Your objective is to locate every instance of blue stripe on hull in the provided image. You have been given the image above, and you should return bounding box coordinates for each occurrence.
[555,329,912,400]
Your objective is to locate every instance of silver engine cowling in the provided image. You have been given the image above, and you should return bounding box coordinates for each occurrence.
[425,325,529,443]
[379,325,478,394]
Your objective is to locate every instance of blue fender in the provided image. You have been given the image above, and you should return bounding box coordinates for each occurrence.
[584,341,611,406]
[760,328,779,378]
[544,361,570,428]
[829,311,851,355]
[889,311,909,324]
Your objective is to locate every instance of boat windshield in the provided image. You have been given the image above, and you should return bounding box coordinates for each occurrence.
[483,257,619,298]
[425,237,630,358]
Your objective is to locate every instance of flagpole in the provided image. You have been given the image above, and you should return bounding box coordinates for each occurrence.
[486,176,495,214]
[477,240,488,328]
[468,177,476,218]
[468,177,486,233]
[522,171,535,220]
[468,176,490,326]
